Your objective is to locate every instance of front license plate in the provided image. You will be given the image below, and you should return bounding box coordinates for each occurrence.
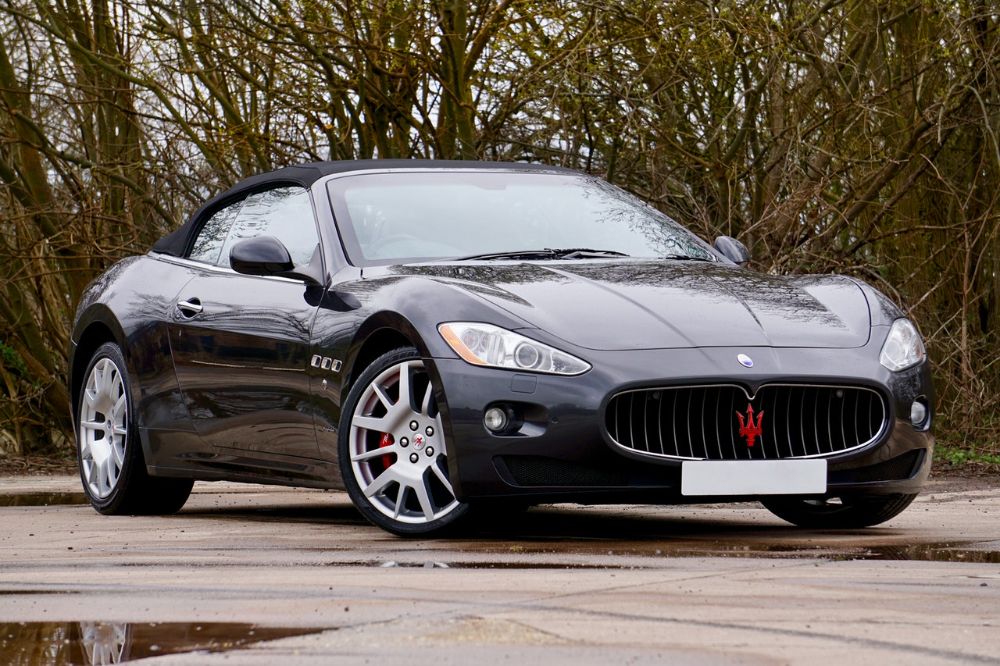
[681,460,827,496]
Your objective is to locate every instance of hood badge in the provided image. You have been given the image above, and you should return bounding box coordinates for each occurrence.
[736,404,764,448]
[737,353,754,368]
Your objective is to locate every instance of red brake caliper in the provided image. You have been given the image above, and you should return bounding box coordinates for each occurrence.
[378,433,395,469]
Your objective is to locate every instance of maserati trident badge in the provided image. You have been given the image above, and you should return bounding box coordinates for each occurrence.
[736,404,764,447]
[737,353,754,368]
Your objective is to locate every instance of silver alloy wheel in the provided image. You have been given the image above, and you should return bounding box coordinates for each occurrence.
[79,357,128,499]
[79,622,129,665]
[349,359,459,524]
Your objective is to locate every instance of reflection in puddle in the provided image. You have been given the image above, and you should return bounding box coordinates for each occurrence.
[0,493,88,508]
[345,560,624,570]
[656,542,1000,563]
[568,541,1000,563]
[849,543,1000,564]
[323,541,1000,569]
[0,622,319,665]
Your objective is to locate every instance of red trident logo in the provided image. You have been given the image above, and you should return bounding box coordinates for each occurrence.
[736,404,764,447]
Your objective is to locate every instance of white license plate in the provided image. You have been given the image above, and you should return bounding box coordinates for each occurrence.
[681,459,827,496]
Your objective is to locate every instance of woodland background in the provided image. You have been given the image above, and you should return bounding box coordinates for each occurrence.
[0,0,998,466]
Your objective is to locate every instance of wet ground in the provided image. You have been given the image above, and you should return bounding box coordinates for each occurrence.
[0,475,997,665]
[0,622,319,664]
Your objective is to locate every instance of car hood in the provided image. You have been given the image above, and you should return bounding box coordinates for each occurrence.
[391,260,871,351]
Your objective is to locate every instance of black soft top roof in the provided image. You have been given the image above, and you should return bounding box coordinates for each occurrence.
[151,159,575,257]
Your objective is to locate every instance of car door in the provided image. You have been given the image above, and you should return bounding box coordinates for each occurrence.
[168,186,323,459]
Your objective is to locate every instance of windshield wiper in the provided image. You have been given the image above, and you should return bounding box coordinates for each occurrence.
[663,254,714,262]
[556,248,631,259]
[455,248,630,261]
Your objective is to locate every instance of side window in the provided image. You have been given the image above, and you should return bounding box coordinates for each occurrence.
[217,187,319,268]
[188,202,241,265]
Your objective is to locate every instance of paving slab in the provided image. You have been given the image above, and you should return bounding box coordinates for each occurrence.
[0,475,997,664]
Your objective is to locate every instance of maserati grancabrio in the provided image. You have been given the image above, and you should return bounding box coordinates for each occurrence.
[69,161,933,535]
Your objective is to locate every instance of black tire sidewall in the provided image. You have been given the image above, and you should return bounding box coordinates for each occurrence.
[338,346,469,536]
[762,493,917,528]
[76,342,144,514]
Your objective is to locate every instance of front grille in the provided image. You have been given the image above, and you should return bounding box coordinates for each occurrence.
[606,384,887,461]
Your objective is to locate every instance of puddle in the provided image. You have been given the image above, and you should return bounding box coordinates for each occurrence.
[320,540,1000,569]
[0,621,320,665]
[0,492,88,507]
[592,541,1000,563]
[446,529,1000,568]
[843,543,1000,564]
[333,560,624,570]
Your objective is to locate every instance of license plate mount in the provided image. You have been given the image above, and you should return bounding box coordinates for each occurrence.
[680,459,828,496]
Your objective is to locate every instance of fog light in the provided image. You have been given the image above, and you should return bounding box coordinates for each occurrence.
[910,400,928,427]
[484,407,509,433]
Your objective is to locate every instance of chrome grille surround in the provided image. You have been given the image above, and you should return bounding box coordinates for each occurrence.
[605,384,889,461]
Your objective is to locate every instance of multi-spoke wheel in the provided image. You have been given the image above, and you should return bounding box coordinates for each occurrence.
[76,342,193,515]
[79,357,128,499]
[762,493,917,528]
[340,347,468,535]
[79,621,131,665]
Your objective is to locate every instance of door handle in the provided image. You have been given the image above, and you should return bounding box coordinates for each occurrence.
[177,298,203,317]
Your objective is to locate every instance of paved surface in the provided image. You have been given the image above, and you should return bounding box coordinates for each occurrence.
[0,475,998,665]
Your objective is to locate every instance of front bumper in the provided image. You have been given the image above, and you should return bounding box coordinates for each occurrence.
[428,344,934,503]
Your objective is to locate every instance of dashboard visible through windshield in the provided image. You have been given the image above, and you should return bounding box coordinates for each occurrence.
[325,170,718,266]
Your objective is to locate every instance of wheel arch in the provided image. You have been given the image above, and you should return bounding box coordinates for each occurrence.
[343,312,434,393]
[69,306,128,426]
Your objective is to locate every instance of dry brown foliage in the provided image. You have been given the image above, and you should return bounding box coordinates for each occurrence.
[0,1,997,458]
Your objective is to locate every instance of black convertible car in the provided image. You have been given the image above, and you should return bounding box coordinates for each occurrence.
[69,160,933,535]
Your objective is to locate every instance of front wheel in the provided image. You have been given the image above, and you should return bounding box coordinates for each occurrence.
[77,342,193,515]
[762,493,917,529]
[339,347,469,536]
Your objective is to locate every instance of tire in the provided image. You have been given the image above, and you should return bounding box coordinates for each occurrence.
[761,493,918,529]
[76,342,193,515]
[339,347,469,536]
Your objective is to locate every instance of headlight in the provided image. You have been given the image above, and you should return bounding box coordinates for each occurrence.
[438,322,590,375]
[879,318,926,371]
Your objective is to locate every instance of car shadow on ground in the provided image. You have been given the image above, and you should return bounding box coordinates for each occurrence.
[175,499,910,550]
[171,501,997,562]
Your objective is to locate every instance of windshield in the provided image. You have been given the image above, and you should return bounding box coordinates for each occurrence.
[326,171,717,265]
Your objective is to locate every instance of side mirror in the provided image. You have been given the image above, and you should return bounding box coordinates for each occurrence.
[230,236,324,286]
[713,236,750,266]
[230,236,294,276]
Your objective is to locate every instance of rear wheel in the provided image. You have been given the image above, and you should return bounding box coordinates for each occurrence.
[339,347,469,536]
[77,342,193,515]
[762,493,917,528]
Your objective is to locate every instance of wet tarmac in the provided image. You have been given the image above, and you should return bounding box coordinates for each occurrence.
[326,541,1000,567]
[165,496,1000,565]
[0,621,319,665]
[0,492,87,508]
[1,475,998,665]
